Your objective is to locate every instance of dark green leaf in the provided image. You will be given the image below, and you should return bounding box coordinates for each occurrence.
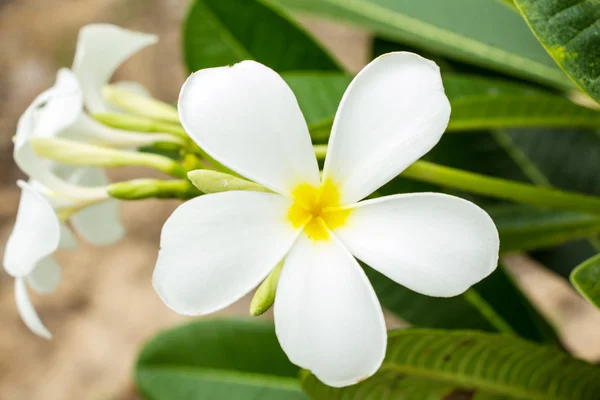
[368,264,558,344]
[571,252,600,309]
[135,319,307,400]
[302,329,600,400]
[514,0,600,103]
[489,204,600,253]
[282,72,600,143]
[267,0,573,89]
[494,128,600,276]
[183,0,342,73]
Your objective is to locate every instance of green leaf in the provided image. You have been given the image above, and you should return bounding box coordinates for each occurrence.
[282,72,600,143]
[443,74,600,131]
[514,0,600,103]
[183,0,342,73]
[283,73,351,141]
[494,127,600,276]
[267,0,574,89]
[489,204,600,253]
[571,252,600,309]
[302,329,600,400]
[368,265,558,344]
[135,319,307,400]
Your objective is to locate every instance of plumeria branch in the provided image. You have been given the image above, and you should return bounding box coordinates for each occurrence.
[401,161,600,216]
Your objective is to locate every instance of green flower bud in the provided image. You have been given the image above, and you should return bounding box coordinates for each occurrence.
[103,85,180,124]
[187,170,270,194]
[108,179,200,200]
[250,261,283,316]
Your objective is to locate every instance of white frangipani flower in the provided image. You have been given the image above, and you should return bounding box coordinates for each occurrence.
[153,53,499,387]
[4,181,70,339]
[13,24,161,246]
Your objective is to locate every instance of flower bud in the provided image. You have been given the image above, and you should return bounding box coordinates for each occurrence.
[103,85,179,124]
[187,170,270,194]
[249,261,283,316]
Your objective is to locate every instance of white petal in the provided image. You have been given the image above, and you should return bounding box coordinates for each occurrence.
[15,69,82,143]
[13,69,85,191]
[59,224,78,250]
[68,168,124,245]
[4,181,61,278]
[113,80,151,97]
[27,256,62,294]
[178,61,320,196]
[72,24,157,113]
[334,193,499,297]
[153,191,299,315]
[71,201,124,246]
[274,234,386,387]
[15,278,52,339]
[322,52,451,204]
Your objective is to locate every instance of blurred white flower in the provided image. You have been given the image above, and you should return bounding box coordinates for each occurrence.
[4,181,75,339]
[12,24,162,247]
[153,53,499,387]
[4,24,160,337]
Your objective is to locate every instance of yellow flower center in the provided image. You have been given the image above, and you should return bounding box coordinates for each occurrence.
[287,179,350,241]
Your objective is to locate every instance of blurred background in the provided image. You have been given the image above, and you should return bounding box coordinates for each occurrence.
[0,1,599,399]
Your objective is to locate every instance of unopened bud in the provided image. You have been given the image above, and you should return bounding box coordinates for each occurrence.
[108,179,200,200]
[250,261,283,316]
[187,170,270,194]
[103,85,180,124]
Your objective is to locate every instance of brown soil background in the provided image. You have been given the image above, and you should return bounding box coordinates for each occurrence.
[0,1,599,399]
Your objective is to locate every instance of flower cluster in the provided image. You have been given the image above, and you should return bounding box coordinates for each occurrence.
[3,24,499,387]
[4,24,166,338]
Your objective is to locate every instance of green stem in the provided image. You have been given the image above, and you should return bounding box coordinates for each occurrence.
[402,160,600,215]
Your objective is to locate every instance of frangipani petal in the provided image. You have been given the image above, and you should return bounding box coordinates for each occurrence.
[72,24,157,113]
[27,256,62,294]
[153,191,299,315]
[59,224,78,250]
[15,278,52,339]
[274,234,387,387]
[4,181,61,278]
[67,168,124,245]
[178,61,320,196]
[14,68,82,144]
[13,69,85,192]
[322,52,451,204]
[334,193,499,297]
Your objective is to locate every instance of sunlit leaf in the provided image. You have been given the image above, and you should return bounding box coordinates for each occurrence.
[514,0,600,103]
[571,252,600,309]
[267,0,574,89]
